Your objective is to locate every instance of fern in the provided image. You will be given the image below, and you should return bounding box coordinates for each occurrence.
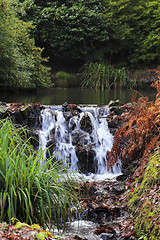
[108,67,160,175]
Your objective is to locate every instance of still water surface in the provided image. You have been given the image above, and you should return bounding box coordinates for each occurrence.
[0,87,156,105]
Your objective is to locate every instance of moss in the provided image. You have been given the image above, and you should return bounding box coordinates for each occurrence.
[128,150,160,240]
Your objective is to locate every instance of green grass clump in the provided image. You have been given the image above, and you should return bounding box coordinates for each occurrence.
[81,62,127,90]
[128,150,160,240]
[0,119,80,229]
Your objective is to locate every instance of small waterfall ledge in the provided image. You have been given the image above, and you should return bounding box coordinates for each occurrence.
[38,103,121,180]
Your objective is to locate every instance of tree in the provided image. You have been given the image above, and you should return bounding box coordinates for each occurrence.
[0,0,51,89]
[20,0,109,65]
[103,0,160,66]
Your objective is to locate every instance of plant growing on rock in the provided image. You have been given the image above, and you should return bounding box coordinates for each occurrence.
[107,67,160,239]
[128,150,160,240]
[0,119,80,228]
[107,67,160,174]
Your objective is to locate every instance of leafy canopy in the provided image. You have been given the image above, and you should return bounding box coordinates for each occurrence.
[21,0,109,63]
[103,0,160,66]
[0,0,51,89]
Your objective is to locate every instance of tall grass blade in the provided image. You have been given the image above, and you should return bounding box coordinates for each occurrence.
[0,119,80,228]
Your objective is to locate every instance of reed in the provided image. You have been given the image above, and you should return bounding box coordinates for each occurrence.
[0,119,80,229]
[81,62,127,89]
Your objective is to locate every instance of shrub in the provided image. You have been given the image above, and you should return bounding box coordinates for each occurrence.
[0,119,79,229]
[55,71,79,88]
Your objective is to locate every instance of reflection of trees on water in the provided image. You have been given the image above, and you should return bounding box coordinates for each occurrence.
[0,88,156,105]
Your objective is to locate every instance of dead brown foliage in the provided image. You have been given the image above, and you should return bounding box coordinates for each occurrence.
[107,70,160,175]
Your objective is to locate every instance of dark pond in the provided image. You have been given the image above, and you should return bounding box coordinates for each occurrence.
[0,87,156,105]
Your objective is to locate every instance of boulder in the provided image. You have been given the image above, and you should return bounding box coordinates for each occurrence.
[62,102,82,121]
[75,144,97,173]
[80,113,93,134]
[111,182,125,194]
[46,137,57,159]
[72,130,89,146]
[100,233,116,240]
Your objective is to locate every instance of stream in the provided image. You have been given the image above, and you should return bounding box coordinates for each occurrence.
[0,98,137,239]
[38,104,121,180]
[37,104,134,240]
[0,87,156,239]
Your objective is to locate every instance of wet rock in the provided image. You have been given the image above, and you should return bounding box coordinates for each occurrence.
[62,102,81,112]
[0,104,8,116]
[113,107,124,116]
[72,130,89,146]
[106,112,125,135]
[46,137,57,158]
[95,225,116,235]
[109,106,124,116]
[108,100,120,108]
[63,111,74,121]
[80,113,93,134]
[29,131,39,150]
[69,117,79,131]
[111,182,125,195]
[0,102,44,129]
[107,117,119,129]
[100,233,116,240]
[72,131,81,145]
[62,102,82,121]
[116,174,128,181]
[75,144,97,173]
[73,235,88,240]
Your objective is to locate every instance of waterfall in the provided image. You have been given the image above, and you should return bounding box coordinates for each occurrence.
[38,104,121,179]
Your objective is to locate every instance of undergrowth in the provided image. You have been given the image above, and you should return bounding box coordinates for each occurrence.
[108,77,160,174]
[0,119,80,229]
[128,151,160,240]
[107,67,160,239]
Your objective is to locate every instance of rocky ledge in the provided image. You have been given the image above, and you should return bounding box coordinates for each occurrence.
[0,102,44,129]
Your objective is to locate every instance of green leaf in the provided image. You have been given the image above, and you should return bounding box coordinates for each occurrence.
[15,221,30,229]
[36,231,48,240]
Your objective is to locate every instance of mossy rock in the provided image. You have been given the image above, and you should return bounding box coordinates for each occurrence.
[128,151,160,240]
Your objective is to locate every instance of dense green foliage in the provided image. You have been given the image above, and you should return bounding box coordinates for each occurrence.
[81,62,127,89]
[1,0,160,89]
[20,0,160,68]
[103,0,160,66]
[0,119,79,228]
[0,0,51,89]
[20,0,109,64]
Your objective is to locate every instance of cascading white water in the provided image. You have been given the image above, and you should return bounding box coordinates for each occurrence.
[38,105,121,179]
